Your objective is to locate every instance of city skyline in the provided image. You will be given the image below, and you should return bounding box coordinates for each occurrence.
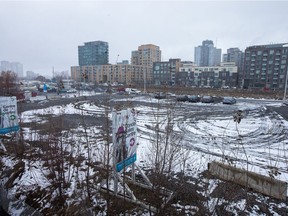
[1,1,288,76]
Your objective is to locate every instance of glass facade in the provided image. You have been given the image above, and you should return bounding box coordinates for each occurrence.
[78,41,109,66]
[194,40,221,67]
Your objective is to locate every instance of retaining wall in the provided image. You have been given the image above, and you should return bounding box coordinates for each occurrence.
[208,161,287,200]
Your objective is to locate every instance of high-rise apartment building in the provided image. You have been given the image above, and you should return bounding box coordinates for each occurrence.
[243,43,288,89]
[194,40,221,66]
[26,71,39,80]
[0,61,23,77]
[131,44,161,67]
[78,41,109,66]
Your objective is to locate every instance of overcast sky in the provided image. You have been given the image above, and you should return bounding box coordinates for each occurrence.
[1,0,288,77]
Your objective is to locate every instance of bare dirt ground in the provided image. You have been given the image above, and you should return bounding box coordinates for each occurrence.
[145,85,285,100]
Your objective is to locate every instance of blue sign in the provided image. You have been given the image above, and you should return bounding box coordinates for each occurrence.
[116,153,137,172]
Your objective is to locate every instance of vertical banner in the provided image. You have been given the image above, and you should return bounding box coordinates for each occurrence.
[0,96,19,134]
[112,109,138,172]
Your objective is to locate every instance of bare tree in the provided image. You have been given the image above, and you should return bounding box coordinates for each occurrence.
[148,99,184,176]
[0,71,17,95]
[35,75,47,83]
[143,96,189,213]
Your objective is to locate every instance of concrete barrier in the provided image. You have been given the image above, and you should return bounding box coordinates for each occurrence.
[208,161,287,200]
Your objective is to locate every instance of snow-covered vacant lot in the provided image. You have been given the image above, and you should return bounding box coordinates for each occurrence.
[1,92,288,215]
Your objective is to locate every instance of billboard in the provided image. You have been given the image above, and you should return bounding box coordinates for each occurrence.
[112,109,138,172]
[0,96,20,134]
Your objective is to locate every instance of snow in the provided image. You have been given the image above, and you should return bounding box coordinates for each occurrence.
[1,93,288,215]
[20,95,288,182]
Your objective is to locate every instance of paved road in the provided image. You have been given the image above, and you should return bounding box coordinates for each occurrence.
[267,105,288,120]
[18,92,288,120]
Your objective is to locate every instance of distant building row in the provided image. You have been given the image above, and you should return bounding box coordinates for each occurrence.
[71,40,288,90]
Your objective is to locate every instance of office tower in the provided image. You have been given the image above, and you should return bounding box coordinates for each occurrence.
[243,43,288,89]
[223,48,244,67]
[223,48,244,86]
[26,71,39,80]
[131,44,161,67]
[78,41,109,66]
[194,40,221,66]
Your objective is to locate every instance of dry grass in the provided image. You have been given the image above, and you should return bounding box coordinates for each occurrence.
[142,85,284,100]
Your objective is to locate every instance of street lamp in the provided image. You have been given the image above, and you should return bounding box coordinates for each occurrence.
[283,67,288,100]
[144,68,146,93]
[169,66,172,86]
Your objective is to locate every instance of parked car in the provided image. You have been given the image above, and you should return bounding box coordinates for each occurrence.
[222,97,236,104]
[12,92,25,102]
[166,92,176,97]
[48,87,57,93]
[67,88,77,93]
[176,95,188,102]
[187,95,201,103]
[201,95,214,103]
[125,88,141,94]
[154,92,166,99]
[117,87,126,94]
[31,91,37,97]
